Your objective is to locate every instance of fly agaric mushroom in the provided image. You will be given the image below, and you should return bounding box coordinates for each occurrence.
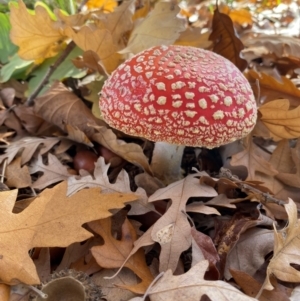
[99,45,257,183]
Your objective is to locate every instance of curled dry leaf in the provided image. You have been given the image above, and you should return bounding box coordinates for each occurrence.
[246,70,300,106]
[121,2,185,54]
[264,199,300,290]
[209,8,247,71]
[259,99,300,139]
[9,0,64,61]
[144,260,257,301]
[0,181,137,284]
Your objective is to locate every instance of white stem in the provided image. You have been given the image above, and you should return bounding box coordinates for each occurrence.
[150,142,185,184]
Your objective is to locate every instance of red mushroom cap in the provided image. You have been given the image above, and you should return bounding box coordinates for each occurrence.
[99,45,257,148]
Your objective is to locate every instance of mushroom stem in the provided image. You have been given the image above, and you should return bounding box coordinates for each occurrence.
[150,142,185,184]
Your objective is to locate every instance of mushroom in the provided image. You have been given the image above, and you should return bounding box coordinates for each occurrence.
[99,45,257,183]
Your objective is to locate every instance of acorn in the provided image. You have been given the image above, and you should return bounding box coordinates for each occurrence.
[30,269,104,301]
[73,150,98,173]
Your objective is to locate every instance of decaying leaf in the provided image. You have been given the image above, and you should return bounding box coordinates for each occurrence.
[90,218,153,294]
[9,0,64,61]
[0,181,137,284]
[259,99,300,139]
[5,156,31,188]
[144,260,257,301]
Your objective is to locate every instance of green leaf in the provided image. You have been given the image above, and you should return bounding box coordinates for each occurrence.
[0,12,18,63]
[28,46,86,96]
[0,53,33,83]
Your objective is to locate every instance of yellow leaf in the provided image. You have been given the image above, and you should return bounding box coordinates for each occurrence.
[229,8,253,26]
[9,0,65,61]
[259,99,300,139]
[86,0,117,12]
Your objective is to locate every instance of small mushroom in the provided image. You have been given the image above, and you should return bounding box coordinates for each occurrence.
[99,45,257,183]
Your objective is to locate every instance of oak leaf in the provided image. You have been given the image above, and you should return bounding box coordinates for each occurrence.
[67,157,154,215]
[209,8,247,71]
[90,218,153,294]
[148,173,217,272]
[9,0,64,61]
[29,153,73,189]
[0,181,137,284]
[259,99,300,139]
[122,2,185,54]
[144,260,257,301]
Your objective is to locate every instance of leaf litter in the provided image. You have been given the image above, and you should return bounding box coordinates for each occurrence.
[1,0,300,300]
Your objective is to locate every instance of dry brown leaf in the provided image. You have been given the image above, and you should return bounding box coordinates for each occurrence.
[0,136,60,165]
[64,26,121,74]
[0,181,137,284]
[174,28,212,49]
[67,157,154,215]
[92,127,152,174]
[275,139,300,188]
[122,2,185,54]
[209,8,247,71]
[0,284,10,301]
[259,99,300,139]
[145,260,257,301]
[90,218,154,294]
[264,199,300,290]
[224,228,274,280]
[34,81,105,137]
[246,70,300,107]
[9,0,64,61]
[5,156,32,188]
[33,248,51,283]
[29,153,72,189]
[230,138,278,181]
[65,124,93,146]
[242,34,300,59]
[231,270,291,301]
[148,173,217,272]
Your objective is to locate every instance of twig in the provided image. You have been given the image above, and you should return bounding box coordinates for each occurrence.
[26,41,76,106]
[219,167,287,207]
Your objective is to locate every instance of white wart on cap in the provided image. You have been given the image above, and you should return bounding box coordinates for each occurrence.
[99,45,257,149]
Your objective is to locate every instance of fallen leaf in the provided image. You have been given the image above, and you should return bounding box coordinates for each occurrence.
[209,8,247,71]
[148,173,217,272]
[9,0,64,61]
[90,218,154,294]
[122,2,185,54]
[5,156,32,188]
[29,153,73,190]
[0,181,137,284]
[229,8,253,26]
[145,260,257,300]
[259,99,300,139]
[86,0,117,12]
